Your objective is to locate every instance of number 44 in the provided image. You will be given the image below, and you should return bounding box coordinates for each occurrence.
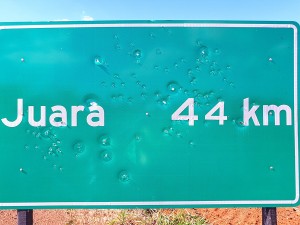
[171,98,228,126]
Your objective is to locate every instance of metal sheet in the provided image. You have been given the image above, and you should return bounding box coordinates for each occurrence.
[0,21,298,208]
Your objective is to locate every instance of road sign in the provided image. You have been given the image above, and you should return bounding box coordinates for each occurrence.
[0,21,298,208]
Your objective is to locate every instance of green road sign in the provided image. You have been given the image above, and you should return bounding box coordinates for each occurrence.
[0,21,298,208]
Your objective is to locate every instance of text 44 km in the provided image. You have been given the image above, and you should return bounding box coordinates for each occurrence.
[171,98,292,126]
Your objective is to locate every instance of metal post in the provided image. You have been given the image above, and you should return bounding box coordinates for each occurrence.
[17,209,33,225]
[262,207,277,225]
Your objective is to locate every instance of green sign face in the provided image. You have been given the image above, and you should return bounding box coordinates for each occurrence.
[0,21,298,208]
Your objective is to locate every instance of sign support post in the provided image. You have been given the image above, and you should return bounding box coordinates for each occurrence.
[262,207,277,225]
[17,209,33,225]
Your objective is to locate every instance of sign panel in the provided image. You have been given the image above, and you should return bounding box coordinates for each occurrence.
[0,21,298,208]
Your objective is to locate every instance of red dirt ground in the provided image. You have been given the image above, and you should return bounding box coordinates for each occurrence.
[0,207,299,224]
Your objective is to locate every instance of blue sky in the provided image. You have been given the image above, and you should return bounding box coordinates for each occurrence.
[0,0,299,23]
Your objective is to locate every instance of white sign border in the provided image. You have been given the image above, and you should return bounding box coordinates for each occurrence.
[0,22,298,207]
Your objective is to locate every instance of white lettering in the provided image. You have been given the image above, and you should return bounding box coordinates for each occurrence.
[243,98,260,126]
[1,98,23,127]
[49,106,67,127]
[87,105,105,127]
[263,105,292,126]
[71,106,85,126]
[28,106,46,126]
